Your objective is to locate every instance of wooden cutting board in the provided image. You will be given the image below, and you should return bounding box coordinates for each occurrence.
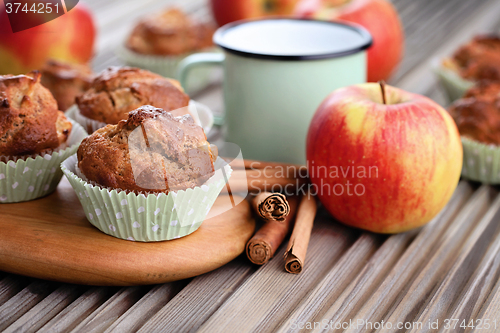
[0,178,255,286]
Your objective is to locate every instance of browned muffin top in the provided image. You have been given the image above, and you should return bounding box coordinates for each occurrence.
[126,8,215,55]
[77,105,216,194]
[40,59,94,111]
[0,71,72,157]
[449,81,500,145]
[451,35,500,81]
[75,66,190,125]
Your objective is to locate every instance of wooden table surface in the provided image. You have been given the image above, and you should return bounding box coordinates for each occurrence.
[2,0,500,332]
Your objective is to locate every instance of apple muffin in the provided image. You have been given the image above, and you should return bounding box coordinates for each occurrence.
[77,105,217,194]
[443,35,500,82]
[448,81,500,145]
[126,8,215,56]
[0,71,72,157]
[40,59,94,111]
[75,66,190,125]
[448,80,500,184]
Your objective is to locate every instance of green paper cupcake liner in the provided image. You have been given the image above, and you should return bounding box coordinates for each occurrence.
[61,154,232,242]
[115,46,219,94]
[0,119,88,203]
[434,63,474,103]
[66,100,213,134]
[461,136,500,184]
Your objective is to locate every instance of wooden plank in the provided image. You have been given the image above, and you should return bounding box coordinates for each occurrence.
[104,282,183,333]
[276,182,471,333]
[314,232,415,333]
[340,183,478,333]
[3,285,83,333]
[442,218,500,332]
[274,233,388,333]
[197,217,359,333]
[38,287,116,333]
[394,0,500,96]
[376,187,495,332]
[0,281,55,331]
[69,287,149,333]
[409,194,500,333]
[473,277,500,333]
[0,276,28,306]
[138,259,255,333]
[391,0,492,84]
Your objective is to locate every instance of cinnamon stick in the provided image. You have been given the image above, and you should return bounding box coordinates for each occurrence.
[221,169,308,194]
[284,191,317,274]
[223,158,304,170]
[252,192,290,222]
[246,196,299,265]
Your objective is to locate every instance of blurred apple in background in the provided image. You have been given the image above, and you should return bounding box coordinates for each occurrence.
[210,0,300,26]
[295,0,404,82]
[306,83,462,233]
[0,3,95,74]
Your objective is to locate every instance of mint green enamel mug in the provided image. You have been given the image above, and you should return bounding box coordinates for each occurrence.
[178,18,372,164]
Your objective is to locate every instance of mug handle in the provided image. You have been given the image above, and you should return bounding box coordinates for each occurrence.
[177,53,225,126]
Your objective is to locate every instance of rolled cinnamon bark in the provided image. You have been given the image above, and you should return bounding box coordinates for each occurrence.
[246,196,299,265]
[223,158,304,170]
[221,169,308,194]
[252,192,290,222]
[284,191,317,274]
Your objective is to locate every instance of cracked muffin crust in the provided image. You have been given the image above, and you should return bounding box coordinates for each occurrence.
[126,8,215,55]
[77,105,217,194]
[449,81,500,145]
[0,71,72,157]
[40,59,94,111]
[76,67,190,125]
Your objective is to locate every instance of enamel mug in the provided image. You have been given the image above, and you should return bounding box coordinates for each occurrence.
[178,18,372,164]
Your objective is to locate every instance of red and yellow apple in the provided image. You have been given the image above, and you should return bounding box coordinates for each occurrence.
[210,0,300,26]
[0,3,95,75]
[306,83,462,233]
[294,0,404,82]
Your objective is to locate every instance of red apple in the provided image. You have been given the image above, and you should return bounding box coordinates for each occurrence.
[210,0,300,27]
[295,0,404,82]
[0,3,95,75]
[306,83,462,233]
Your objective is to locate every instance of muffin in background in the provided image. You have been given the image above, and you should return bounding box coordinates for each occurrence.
[449,81,500,183]
[77,105,216,194]
[117,8,216,93]
[0,71,72,157]
[0,71,87,203]
[437,35,500,102]
[71,66,191,132]
[62,105,229,242]
[446,36,500,81]
[126,8,215,56]
[40,59,94,112]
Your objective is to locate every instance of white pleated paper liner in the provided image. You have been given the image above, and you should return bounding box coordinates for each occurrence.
[66,100,213,134]
[115,46,217,94]
[434,62,474,103]
[461,137,500,184]
[61,154,232,242]
[0,120,88,203]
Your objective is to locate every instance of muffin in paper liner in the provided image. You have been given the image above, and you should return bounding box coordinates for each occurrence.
[0,119,88,203]
[66,100,213,134]
[61,154,232,242]
[461,137,500,184]
[115,46,218,94]
[434,61,474,103]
